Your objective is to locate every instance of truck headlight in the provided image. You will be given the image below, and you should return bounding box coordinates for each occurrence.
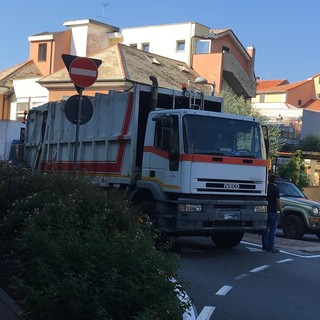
[254,206,267,213]
[312,207,320,215]
[179,204,202,213]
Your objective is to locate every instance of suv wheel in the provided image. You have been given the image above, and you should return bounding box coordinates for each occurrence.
[282,214,305,240]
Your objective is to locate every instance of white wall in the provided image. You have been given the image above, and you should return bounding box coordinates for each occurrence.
[0,120,25,160]
[301,109,320,139]
[10,78,48,120]
[121,22,210,66]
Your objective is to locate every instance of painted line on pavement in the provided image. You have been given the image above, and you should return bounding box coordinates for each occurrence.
[249,265,270,273]
[215,285,233,296]
[276,258,294,263]
[196,306,215,320]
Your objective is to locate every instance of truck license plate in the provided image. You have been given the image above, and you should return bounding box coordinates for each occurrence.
[222,212,240,220]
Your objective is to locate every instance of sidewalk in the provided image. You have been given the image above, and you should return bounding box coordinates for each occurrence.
[0,288,22,320]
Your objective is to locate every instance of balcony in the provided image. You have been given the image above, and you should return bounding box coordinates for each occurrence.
[222,52,256,98]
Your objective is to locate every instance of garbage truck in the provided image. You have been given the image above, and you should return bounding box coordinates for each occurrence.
[24,79,269,248]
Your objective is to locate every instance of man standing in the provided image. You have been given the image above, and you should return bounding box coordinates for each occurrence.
[262,173,282,253]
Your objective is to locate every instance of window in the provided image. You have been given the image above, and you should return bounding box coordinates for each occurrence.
[16,102,29,122]
[222,46,230,53]
[318,77,320,84]
[176,40,185,52]
[298,99,302,106]
[195,40,210,54]
[142,43,150,52]
[130,43,138,49]
[259,94,265,103]
[38,43,47,61]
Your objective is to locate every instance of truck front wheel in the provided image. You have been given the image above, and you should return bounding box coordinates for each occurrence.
[282,214,305,240]
[139,199,158,227]
[211,232,244,248]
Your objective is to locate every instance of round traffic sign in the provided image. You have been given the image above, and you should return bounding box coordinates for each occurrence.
[69,57,98,88]
[64,95,93,125]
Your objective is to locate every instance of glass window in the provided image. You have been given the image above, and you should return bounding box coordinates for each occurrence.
[176,40,185,51]
[195,40,210,54]
[222,46,230,53]
[183,114,266,159]
[38,43,47,61]
[142,43,150,52]
[130,43,138,49]
[259,94,265,103]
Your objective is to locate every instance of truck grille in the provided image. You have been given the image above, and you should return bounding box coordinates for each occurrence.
[197,178,262,194]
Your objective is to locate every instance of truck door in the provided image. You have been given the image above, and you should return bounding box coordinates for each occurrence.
[143,115,181,192]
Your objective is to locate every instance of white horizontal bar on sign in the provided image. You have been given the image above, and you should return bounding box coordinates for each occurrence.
[70,67,97,77]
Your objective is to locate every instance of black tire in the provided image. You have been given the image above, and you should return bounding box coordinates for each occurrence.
[211,232,244,248]
[139,199,158,227]
[282,214,305,240]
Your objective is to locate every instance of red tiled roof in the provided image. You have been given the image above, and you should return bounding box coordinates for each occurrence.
[256,79,288,90]
[302,99,320,111]
[257,79,311,93]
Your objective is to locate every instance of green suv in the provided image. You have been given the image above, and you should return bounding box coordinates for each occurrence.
[276,180,320,240]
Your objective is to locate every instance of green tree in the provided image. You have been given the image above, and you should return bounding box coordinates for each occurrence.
[220,89,284,157]
[276,150,310,190]
[298,134,320,152]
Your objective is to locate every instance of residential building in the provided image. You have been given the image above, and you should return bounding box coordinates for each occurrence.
[0,19,120,121]
[252,75,320,190]
[0,19,257,121]
[38,43,213,101]
[121,22,256,98]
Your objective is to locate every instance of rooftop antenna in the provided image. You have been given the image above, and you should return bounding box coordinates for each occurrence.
[97,2,111,20]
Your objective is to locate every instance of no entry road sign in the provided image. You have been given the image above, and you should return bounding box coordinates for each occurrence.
[69,57,98,88]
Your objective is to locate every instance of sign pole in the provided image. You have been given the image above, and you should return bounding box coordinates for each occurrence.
[72,88,83,175]
[62,54,102,175]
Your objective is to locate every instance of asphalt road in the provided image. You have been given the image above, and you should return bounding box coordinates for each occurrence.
[176,233,320,319]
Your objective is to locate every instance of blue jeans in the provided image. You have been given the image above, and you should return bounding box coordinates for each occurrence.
[262,212,278,250]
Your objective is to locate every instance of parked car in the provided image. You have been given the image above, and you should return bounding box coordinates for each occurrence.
[276,179,320,240]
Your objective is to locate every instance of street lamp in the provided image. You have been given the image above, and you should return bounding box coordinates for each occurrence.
[194,77,215,96]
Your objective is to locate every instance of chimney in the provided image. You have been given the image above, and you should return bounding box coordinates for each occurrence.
[247,45,256,80]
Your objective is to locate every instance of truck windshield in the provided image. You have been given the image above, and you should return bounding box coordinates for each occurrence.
[183,114,266,159]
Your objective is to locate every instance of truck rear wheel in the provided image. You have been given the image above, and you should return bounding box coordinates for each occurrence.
[211,232,244,248]
[282,214,305,240]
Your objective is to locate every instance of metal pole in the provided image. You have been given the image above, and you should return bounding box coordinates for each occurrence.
[72,90,83,175]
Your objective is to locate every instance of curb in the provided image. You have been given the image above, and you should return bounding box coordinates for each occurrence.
[0,288,22,319]
[243,233,320,254]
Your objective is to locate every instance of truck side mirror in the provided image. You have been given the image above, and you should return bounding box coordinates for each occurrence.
[161,127,172,150]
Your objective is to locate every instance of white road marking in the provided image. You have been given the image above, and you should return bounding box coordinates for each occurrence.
[235,273,249,280]
[215,285,233,296]
[242,240,320,259]
[247,246,264,252]
[276,258,294,263]
[196,306,215,320]
[249,265,270,273]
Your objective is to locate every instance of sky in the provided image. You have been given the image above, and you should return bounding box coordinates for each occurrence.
[1,0,319,83]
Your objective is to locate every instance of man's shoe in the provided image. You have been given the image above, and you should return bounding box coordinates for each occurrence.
[267,248,280,253]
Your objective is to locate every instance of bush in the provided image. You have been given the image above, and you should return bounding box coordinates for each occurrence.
[1,163,188,320]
